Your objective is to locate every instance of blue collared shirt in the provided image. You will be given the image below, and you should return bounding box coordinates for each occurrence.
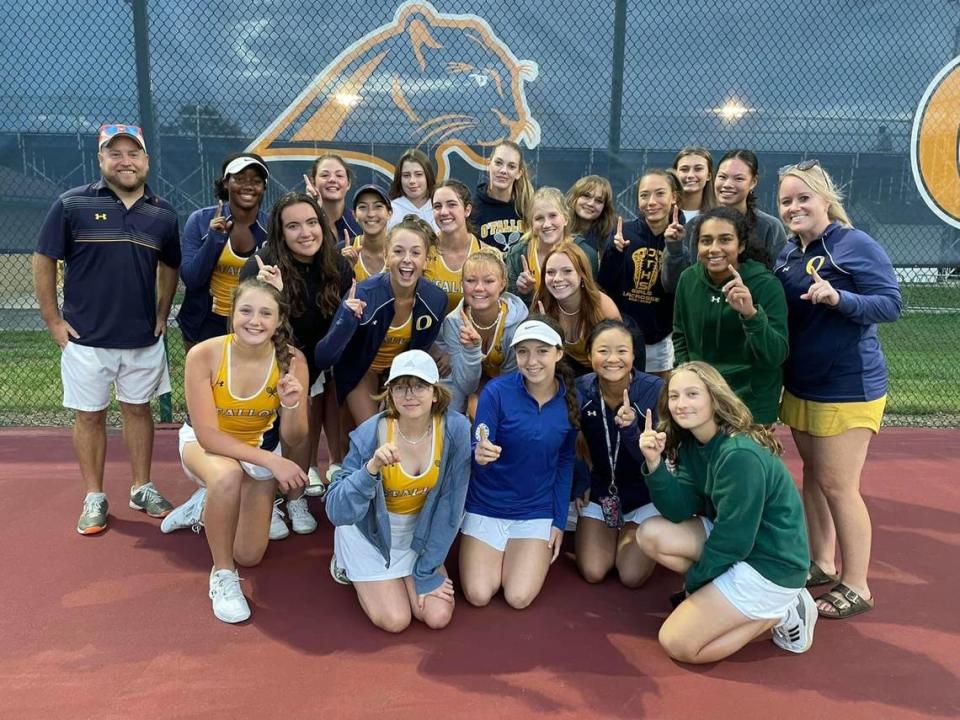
[35,180,181,348]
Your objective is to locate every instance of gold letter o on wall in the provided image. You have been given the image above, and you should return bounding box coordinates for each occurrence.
[912,56,960,229]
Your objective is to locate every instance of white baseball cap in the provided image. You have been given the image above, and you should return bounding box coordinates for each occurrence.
[510,320,563,348]
[222,156,270,179]
[387,349,439,385]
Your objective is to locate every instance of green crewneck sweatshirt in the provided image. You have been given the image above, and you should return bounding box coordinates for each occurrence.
[643,432,809,593]
[672,259,788,424]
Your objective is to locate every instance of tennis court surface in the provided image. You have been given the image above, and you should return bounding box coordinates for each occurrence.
[1,426,957,720]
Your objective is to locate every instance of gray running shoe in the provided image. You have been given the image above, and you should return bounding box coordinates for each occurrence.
[77,493,109,535]
[129,481,174,518]
[329,555,351,585]
[160,487,206,534]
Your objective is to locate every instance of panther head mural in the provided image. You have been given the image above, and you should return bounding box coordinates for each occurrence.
[248,2,541,180]
[911,56,960,230]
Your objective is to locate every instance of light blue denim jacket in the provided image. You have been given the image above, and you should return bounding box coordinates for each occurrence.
[324,410,472,595]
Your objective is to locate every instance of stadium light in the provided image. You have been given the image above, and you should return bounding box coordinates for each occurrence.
[712,98,754,123]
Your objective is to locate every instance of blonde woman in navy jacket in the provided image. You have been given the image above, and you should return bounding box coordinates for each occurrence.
[775,161,901,620]
[314,217,448,427]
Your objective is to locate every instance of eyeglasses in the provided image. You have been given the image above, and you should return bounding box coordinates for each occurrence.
[778,158,821,176]
[390,382,432,397]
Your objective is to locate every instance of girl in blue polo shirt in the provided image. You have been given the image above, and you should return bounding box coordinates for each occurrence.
[460,315,579,610]
[775,161,901,620]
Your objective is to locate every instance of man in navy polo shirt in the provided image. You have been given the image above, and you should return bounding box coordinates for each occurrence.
[32,123,181,535]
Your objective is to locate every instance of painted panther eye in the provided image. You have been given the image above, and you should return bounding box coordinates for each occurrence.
[469,73,488,87]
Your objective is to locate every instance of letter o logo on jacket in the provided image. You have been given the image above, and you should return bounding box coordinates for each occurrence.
[415,314,434,331]
[805,256,825,275]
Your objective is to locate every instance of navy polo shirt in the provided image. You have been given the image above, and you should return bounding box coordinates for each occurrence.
[35,180,181,349]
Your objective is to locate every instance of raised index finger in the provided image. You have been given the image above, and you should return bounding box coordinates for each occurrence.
[617,216,623,235]
[348,279,356,300]
[811,267,823,283]
[215,200,224,218]
[255,255,265,270]
[728,264,742,283]
[622,388,630,409]
[460,306,474,329]
[644,408,653,432]
[521,254,530,274]
[672,206,679,225]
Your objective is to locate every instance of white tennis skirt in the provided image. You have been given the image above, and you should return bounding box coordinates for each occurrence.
[334,511,419,582]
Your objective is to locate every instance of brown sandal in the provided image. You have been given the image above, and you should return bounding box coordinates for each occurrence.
[806,562,839,588]
[816,582,874,619]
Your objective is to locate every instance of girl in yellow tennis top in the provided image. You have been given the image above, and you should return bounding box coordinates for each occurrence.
[165,278,309,624]
[426,180,482,313]
[325,350,471,633]
[342,184,392,281]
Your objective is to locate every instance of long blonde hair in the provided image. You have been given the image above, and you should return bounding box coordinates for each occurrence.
[778,164,852,227]
[491,140,533,221]
[658,361,782,464]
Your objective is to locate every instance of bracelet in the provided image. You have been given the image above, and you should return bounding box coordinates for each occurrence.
[280,400,300,410]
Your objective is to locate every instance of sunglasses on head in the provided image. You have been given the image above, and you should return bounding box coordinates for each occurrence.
[99,123,144,137]
[778,158,821,176]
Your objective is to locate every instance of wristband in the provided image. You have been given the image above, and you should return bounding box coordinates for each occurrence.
[280,400,300,410]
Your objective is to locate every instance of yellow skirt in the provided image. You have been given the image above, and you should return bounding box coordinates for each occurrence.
[779,391,885,437]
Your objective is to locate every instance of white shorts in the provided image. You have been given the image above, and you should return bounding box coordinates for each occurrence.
[309,371,327,398]
[335,511,418,582]
[579,500,661,526]
[460,512,552,552]
[645,335,675,373]
[61,339,170,411]
[178,423,279,485]
[711,561,803,621]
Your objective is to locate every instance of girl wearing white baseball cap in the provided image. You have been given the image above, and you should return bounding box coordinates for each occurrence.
[325,350,472,632]
[459,315,579,610]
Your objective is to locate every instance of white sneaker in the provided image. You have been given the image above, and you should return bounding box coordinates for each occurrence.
[325,463,342,483]
[329,555,351,585]
[772,588,818,654]
[287,496,318,534]
[160,488,206,534]
[209,568,250,623]
[269,501,289,540]
[304,466,327,498]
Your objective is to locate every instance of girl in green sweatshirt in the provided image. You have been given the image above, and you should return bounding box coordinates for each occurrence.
[672,207,788,423]
[635,361,815,663]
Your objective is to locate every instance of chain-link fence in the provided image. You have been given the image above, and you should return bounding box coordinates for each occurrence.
[2,0,958,426]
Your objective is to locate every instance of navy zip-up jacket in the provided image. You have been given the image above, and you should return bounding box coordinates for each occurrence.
[177,203,268,341]
[573,371,664,512]
[774,222,901,402]
[314,272,448,402]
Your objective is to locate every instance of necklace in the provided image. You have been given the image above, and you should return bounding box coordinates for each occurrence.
[468,306,502,331]
[557,302,580,317]
[396,422,432,445]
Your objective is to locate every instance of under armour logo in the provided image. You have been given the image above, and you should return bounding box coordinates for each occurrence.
[586,410,597,417]
[710,295,721,303]
[95,213,107,220]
